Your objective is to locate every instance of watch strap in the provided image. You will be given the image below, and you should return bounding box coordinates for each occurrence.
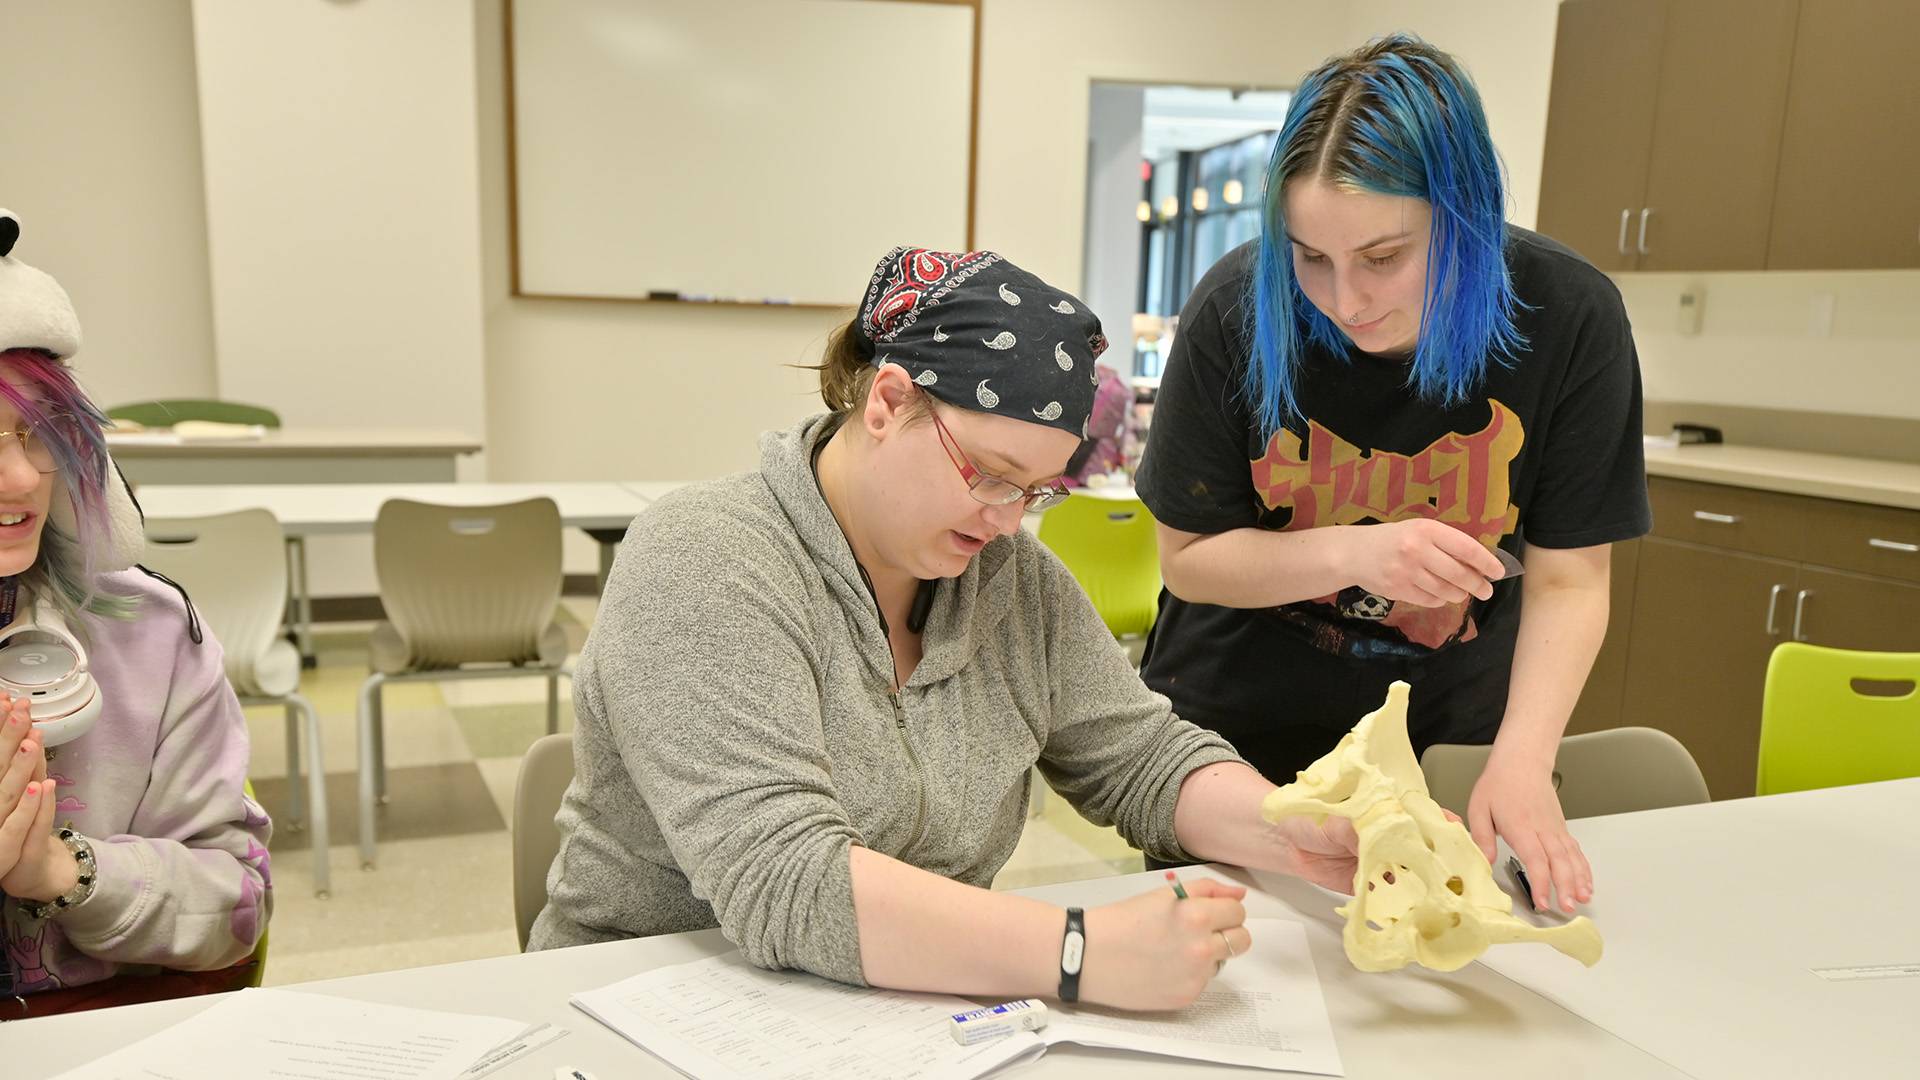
[1058,906,1086,1003]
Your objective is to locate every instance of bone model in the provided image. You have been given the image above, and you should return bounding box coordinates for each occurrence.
[1260,681,1603,972]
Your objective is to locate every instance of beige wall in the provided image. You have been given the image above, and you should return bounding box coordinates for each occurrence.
[1620,270,1920,420]
[473,0,1571,492]
[192,0,491,594]
[0,0,218,407]
[192,0,487,439]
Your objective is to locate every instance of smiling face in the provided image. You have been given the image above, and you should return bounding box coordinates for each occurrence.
[856,365,1079,581]
[1283,176,1434,356]
[0,364,57,577]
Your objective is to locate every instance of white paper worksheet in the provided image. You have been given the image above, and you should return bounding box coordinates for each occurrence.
[52,988,530,1080]
[1044,918,1344,1075]
[572,918,1342,1078]
[573,953,1042,1080]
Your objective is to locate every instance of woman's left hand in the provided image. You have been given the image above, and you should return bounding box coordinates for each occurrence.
[1467,757,1591,913]
[1270,813,1359,894]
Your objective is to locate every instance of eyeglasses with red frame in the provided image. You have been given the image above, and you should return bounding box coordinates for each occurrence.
[927,405,1071,512]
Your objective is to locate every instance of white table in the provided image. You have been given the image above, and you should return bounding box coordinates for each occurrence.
[13,784,1910,1075]
[135,482,655,660]
[619,480,696,504]
[4,866,1681,1079]
[1477,778,1920,1079]
[108,428,482,485]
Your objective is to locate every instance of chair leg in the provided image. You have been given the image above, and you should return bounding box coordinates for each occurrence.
[371,682,389,805]
[546,672,560,736]
[357,675,385,871]
[283,703,305,832]
[287,693,331,899]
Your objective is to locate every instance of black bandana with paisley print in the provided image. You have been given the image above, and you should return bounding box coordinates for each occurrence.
[852,246,1107,438]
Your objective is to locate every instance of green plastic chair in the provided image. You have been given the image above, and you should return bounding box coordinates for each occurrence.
[1036,495,1161,639]
[1757,643,1920,796]
[106,399,282,428]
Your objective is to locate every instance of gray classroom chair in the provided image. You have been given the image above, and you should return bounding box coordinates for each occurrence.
[357,497,571,870]
[513,732,576,951]
[1421,726,1712,820]
[144,509,332,897]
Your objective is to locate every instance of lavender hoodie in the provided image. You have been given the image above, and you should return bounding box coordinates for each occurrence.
[2,570,270,995]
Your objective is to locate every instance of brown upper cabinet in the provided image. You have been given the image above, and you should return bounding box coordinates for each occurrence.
[1766,0,1920,269]
[1538,0,1920,272]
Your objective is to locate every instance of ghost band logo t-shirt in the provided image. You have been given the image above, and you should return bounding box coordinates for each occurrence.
[1134,227,1651,747]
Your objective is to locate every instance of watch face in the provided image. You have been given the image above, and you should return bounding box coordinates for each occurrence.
[0,639,78,687]
[1061,929,1085,975]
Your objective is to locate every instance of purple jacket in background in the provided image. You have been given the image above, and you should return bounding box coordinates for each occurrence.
[2,570,271,995]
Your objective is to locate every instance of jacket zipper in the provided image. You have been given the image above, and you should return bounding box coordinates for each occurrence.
[890,688,929,856]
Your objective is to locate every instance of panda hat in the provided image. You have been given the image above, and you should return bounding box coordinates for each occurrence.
[0,209,145,572]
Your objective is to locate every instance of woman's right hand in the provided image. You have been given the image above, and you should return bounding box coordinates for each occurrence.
[0,698,47,881]
[1077,877,1251,1011]
[1339,519,1507,608]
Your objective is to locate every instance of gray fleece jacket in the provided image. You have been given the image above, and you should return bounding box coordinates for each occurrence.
[527,415,1242,983]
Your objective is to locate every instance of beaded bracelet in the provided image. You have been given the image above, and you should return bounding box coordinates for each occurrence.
[18,828,98,920]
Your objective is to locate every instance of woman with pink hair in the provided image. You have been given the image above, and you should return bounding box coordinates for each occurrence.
[0,210,270,1015]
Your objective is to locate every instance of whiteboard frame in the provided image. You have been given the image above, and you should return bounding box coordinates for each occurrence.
[503,0,982,309]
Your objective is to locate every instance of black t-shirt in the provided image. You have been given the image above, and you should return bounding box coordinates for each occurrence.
[1135,227,1651,764]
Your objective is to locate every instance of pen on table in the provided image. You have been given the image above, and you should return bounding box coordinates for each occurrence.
[1506,856,1535,907]
[1164,869,1188,899]
[554,1069,598,1080]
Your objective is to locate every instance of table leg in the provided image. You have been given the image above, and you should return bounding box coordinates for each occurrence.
[586,527,626,592]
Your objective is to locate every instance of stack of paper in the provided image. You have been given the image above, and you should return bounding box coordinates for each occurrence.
[53,989,536,1080]
[572,918,1344,1078]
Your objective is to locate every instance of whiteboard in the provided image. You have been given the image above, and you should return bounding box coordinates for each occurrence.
[510,0,976,305]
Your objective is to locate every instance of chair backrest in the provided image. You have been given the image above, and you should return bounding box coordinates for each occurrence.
[1421,726,1711,819]
[142,509,298,697]
[1758,642,1920,796]
[106,399,282,428]
[1036,495,1162,638]
[373,497,564,670]
[513,732,576,951]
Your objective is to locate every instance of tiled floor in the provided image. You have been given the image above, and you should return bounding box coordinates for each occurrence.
[245,597,1143,986]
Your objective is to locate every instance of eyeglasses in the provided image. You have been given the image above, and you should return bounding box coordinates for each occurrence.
[928,405,1070,512]
[0,423,59,474]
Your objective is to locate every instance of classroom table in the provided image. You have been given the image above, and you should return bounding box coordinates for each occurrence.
[107,427,482,484]
[134,482,655,661]
[18,781,1911,1077]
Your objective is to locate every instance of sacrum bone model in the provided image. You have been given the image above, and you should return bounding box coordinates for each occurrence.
[1261,681,1603,972]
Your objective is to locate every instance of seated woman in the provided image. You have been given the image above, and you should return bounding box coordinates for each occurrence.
[530,247,1355,1011]
[0,210,270,1016]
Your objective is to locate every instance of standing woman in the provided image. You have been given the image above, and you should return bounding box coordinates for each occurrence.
[1134,35,1650,914]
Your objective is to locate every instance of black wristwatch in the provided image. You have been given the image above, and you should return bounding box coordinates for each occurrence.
[1058,907,1086,1003]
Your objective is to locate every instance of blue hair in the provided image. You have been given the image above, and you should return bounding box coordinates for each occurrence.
[1244,34,1529,439]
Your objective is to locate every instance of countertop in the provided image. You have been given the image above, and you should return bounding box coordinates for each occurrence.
[1643,442,1920,510]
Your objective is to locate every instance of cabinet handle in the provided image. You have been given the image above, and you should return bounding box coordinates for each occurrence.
[1869,538,1919,553]
[1792,589,1811,642]
[1692,510,1740,524]
[1765,583,1784,637]
[1637,207,1654,255]
[1618,209,1631,255]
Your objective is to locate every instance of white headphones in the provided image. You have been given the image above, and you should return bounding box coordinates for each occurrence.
[0,598,103,749]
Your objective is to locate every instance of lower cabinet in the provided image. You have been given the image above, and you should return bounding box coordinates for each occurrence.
[1567,478,1920,800]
